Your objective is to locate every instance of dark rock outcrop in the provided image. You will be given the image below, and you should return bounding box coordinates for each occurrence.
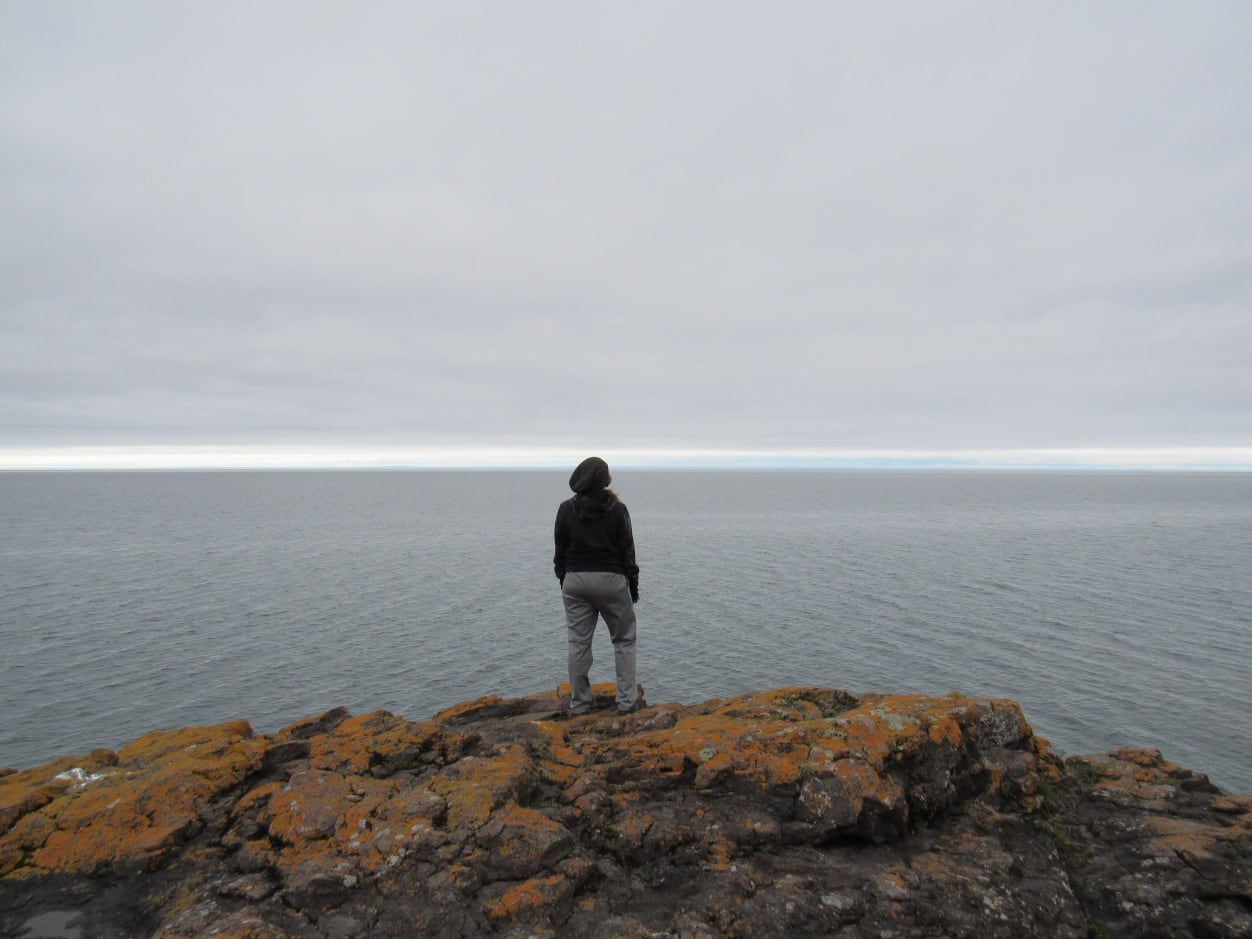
[1,685,1248,937]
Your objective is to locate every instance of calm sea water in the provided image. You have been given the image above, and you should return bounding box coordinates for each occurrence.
[1,470,1249,793]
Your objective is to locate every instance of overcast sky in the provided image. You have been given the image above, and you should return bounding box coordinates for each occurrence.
[2,2,1249,467]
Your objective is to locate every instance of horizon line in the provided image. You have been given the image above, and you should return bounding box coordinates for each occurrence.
[1,444,1250,472]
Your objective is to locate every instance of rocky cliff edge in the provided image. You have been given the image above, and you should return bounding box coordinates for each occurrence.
[1,686,1249,938]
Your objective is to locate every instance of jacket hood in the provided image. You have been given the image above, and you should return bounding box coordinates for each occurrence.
[571,489,616,519]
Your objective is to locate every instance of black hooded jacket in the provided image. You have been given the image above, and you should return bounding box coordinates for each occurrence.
[553,489,639,595]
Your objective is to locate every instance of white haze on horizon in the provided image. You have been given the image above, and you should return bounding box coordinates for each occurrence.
[1,445,1250,472]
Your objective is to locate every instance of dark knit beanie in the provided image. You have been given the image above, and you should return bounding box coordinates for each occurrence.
[569,456,612,494]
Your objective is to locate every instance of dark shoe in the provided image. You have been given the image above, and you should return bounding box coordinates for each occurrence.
[616,703,639,715]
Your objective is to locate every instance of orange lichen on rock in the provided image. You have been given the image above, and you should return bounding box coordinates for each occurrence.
[563,687,1043,837]
[427,744,538,828]
[531,724,583,779]
[262,768,412,875]
[4,685,1248,939]
[485,871,576,925]
[0,687,1048,884]
[472,802,574,881]
[306,710,452,775]
[0,748,119,832]
[1068,746,1210,804]
[2,721,263,877]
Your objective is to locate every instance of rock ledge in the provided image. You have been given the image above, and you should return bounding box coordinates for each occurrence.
[1,686,1249,937]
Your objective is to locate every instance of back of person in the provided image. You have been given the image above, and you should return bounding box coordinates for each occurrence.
[553,457,640,714]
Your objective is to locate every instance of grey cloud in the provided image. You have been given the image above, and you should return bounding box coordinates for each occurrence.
[2,1,1250,455]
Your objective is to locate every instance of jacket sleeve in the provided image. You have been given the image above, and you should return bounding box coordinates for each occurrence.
[553,502,570,582]
[617,504,639,594]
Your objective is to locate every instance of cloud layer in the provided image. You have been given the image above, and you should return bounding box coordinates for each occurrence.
[3,2,1250,462]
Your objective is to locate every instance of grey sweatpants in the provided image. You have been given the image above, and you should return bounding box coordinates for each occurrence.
[562,571,637,712]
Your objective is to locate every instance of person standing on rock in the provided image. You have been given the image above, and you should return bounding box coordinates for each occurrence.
[554,456,640,715]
